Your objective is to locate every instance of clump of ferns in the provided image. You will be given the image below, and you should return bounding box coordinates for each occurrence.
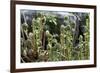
[71,16,90,60]
[21,12,90,62]
[45,29,62,61]
[60,19,74,60]
[32,13,50,61]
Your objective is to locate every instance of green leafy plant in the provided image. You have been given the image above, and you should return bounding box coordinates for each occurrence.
[21,11,90,62]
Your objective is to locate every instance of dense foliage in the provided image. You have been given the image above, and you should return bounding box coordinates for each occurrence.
[21,11,90,63]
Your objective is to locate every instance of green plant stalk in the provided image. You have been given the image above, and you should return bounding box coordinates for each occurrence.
[32,19,37,52]
[60,28,65,60]
[85,18,90,59]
